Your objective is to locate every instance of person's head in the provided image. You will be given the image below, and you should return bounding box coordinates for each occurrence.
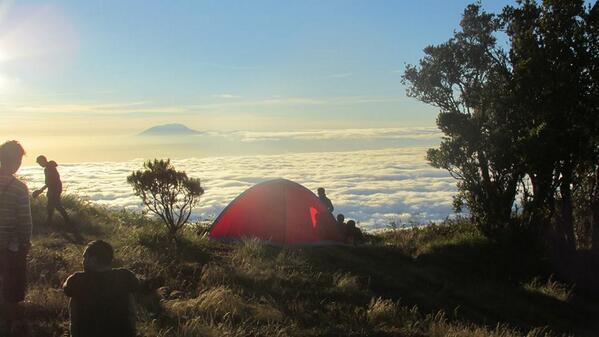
[83,240,114,272]
[317,187,325,196]
[337,213,345,223]
[0,140,26,174]
[36,155,48,167]
[347,220,356,229]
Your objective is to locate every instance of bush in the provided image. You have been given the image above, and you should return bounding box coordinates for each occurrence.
[127,159,204,238]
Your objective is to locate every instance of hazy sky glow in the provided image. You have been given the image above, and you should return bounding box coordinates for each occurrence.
[0,1,524,224]
[0,0,518,164]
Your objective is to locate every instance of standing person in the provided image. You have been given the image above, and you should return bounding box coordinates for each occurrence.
[63,240,139,337]
[317,187,334,213]
[0,141,33,335]
[32,155,71,228]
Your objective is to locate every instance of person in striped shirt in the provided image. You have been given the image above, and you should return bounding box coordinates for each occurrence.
[0,140,33,334]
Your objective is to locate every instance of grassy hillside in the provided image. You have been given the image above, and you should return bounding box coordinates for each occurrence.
[22,195,599,337]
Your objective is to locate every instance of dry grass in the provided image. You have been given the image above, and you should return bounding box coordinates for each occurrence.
[168,286,247,319]
[367,297,398,325]
[168,286,284,323]
[23,200,596,337]
[523,275,574,302]
[333,272,362,292]
[200,263,232,288]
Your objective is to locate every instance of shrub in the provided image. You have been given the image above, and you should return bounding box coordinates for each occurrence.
[127,159,204,238]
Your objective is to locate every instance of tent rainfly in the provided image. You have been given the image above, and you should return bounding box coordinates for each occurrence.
[209,179,344,245]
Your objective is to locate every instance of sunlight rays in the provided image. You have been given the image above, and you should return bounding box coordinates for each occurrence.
[0,2,77,95]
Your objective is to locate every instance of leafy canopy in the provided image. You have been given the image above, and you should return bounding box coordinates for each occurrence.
[127,159,204,237]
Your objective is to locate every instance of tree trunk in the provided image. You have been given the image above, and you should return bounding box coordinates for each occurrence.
[592,165,599,250]
[558,165,576,251]
[592,199,599,250]
[526,171,552,235]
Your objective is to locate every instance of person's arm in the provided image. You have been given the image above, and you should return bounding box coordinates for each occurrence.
[62,273,83,337]
[63,273,81,298]
[32,185,47,198]
[16,183,33,250]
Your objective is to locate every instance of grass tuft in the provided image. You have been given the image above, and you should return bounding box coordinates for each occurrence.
[523,275,574,302]
[367,297,398,325]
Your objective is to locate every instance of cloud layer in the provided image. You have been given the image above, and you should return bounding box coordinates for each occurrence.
[19,147,457,231]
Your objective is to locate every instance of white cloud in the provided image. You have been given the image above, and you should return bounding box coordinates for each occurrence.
[324,73,353,79]
[213,93,242,99]
[19,147,457,231]
[235,127,442,142]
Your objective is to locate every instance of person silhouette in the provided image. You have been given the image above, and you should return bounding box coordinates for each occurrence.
[346,220,365,246]
[33,155,72,229]
[336,213,346,237]
[63,240,139,337]
[336,213,345,226]
[317,187,334,213]
[0,141,33,335]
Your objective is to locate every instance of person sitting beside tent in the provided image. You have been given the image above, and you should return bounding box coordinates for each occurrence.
[317,187,334,213]
[346,220,365,246]
[336,213,346,236]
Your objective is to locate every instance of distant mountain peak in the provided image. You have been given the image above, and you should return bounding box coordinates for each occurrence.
[139,123,201,136]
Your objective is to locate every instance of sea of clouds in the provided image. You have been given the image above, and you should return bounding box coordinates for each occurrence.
[19,146,458,231]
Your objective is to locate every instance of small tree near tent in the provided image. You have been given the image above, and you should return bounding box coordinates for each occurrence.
[127,159,204,238]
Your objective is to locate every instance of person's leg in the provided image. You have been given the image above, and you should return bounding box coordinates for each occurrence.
[55,195,82,239]
[46,204,55,226]
[5,301,19,325]
[0,254,8,330]
[56,204,70,223]
[4,250,27,333]
[46,191,61,227]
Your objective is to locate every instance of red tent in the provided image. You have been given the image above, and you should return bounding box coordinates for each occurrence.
[209,179,344,245]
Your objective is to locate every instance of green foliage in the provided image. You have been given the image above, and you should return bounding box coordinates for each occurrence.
[127,159,204,237]
[403,3,521,239]
[503,0,599,251]
[403,1,599,251]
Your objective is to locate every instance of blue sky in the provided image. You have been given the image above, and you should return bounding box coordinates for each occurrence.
[0,0,515,162]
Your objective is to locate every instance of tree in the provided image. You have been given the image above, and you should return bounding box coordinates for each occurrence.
[503,0,599,251]
[403,4,522,239]
[127,159,204,238]
[404,1,599,251]
[585,1,599,250]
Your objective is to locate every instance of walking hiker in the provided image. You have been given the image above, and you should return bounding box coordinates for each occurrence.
[32,155,72,229]
[0,141,33,336]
